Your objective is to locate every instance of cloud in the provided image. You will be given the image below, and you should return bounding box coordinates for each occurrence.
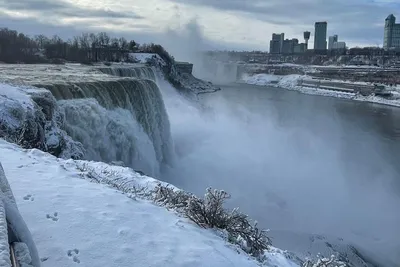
[0,0,399,50]
[168,0,400,47]
[0,0,142,19]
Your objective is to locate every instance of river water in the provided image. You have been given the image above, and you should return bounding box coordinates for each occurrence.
[163,83,400,266]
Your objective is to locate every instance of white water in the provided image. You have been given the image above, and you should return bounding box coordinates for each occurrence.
[159,82,400,266]
[59,98,160,177]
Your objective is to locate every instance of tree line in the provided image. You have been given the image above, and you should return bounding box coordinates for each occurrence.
[0,28,146,64]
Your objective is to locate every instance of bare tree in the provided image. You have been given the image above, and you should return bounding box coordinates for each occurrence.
[119,37,128,50]
[79,33,90,49]
[35,34,48,49]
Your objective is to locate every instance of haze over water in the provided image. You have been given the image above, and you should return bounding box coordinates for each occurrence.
[161,82,400,266]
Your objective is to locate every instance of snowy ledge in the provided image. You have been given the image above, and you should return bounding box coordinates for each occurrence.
[0,139,299,267]
[240,74,400,108]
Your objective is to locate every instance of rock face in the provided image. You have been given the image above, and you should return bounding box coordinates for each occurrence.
[0,88,46,150]
[0,86,84,159]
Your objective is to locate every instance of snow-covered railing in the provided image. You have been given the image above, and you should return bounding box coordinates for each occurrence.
[0,198,11,266]
[0,163,40,267]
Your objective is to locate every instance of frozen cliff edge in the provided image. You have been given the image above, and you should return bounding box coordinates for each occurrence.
[0,139,300,267]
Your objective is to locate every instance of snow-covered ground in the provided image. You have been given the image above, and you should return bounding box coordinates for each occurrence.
[241,73,400,108]
[0,139,299,267]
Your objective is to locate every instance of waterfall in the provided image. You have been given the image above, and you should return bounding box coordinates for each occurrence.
[34,68,173,177]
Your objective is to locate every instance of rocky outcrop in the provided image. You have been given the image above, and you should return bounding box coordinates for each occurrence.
[143,54,221,95]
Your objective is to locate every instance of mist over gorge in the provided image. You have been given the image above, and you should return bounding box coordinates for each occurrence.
[0,18,398,267]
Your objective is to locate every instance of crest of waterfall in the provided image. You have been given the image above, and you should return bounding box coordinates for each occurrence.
[97,66,156,81]
[35,71,173,177]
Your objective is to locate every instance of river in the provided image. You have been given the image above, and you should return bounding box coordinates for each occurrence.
[162,83,400,266]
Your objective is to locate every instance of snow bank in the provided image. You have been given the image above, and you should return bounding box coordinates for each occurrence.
[241,74,400,108]
[0,139,299,267]
[242,74,302,90]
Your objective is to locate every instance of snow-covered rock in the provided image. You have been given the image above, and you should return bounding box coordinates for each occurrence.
[128,53,166,66]
[0,139,300,267]
[0,83,84,159]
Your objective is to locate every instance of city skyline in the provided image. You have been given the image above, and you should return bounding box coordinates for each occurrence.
[0,0,399,52]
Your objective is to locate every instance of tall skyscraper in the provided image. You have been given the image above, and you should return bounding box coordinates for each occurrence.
[328,35,338,50]
[384,14,400,50]
[314,22,327,50]
[269,33,284,54]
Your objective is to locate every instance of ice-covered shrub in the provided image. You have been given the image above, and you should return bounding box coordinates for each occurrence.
[152,184,191,210]
[152,184,271,259]
[302,255,348,267]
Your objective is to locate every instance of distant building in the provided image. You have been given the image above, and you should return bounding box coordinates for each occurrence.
[328,35,338,50]
[282,38,298,54]
[269,33,285,54]
[384,14,400,50]
[294,43,307,53]
[332,41,346,50]
[314,22,327,50]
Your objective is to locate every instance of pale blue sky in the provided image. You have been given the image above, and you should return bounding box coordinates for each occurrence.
[0,0,398,51]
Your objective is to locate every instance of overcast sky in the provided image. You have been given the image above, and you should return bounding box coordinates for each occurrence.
[0,0,399,53]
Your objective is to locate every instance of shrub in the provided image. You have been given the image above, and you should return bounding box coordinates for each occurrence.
[153,184,191,210]
[302,255,348,267]
[152,185,271,259]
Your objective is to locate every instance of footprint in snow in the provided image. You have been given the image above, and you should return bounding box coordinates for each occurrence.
[46,212,59,221]
[23,194,34,201]
[67,249,80,264]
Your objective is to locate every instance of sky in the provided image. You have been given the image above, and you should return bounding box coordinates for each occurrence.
[0,0,399,53]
